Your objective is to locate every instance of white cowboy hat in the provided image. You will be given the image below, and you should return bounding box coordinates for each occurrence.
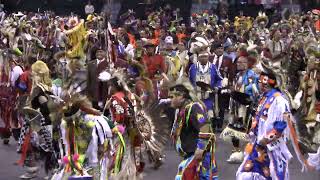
[14,12,24,17]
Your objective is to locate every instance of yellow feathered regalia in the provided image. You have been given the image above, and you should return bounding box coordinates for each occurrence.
[65,18,87,59]
[234,16,253,34]
[167,55,182,81]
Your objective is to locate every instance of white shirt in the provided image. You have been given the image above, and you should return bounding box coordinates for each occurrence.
[10,65,23,86]
[97,58,105,65]
[125,44,135,59]
[212,54,223,71]
[51,84,62,98]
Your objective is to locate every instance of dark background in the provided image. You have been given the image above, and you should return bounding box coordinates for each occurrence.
[2,0,193,21]
[1,0,320,21]
[118,0,192,21]
[2,0,104,16]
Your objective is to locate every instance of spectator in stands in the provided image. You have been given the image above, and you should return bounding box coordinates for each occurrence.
[85,0,95,15]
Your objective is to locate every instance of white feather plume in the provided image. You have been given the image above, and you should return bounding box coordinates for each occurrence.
[292,90,303,110]
[98,71,112,82]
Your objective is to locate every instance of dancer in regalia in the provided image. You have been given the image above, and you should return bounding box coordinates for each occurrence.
[17,60,57,179]
[102,70,167,179]
[105,71,145,178]
[188,35,222,130]
[221,50,259,164]
[169,79,218,180]
[236,72,311,180]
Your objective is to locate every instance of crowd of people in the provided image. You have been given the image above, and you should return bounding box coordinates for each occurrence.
[0,2,319,180]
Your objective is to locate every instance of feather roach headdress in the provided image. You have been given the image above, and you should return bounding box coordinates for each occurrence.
[65,19,87,59]
[256,12,269,25]
[168,77,200,102]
